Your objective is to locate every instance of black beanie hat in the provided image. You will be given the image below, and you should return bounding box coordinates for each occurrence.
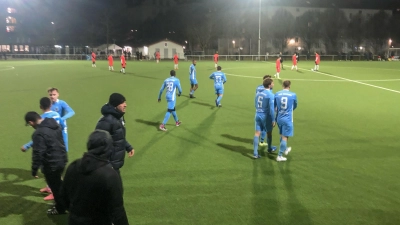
[109,93,126,107]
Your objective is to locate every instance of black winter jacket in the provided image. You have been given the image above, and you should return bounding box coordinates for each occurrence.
[95,104,133,170]
[31,118,67,176]
[60,153,129,225]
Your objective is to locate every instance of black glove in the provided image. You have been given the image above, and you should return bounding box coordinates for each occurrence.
[32,170,37,177]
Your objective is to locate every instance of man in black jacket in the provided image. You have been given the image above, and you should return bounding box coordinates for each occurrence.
[60,130,129,225]
[24,111,67,215]
[95,93,134,175]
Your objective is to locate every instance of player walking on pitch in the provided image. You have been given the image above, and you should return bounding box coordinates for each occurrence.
[48,87,75,152]
[156,51,160,63]
[274,57,281,79]
[213,52,219,69]
[255,75,277,152]
[274,80,298,162]
[173,53,179,70]
[313,52,320,71]
[108,54,114,71]
[120,53,126,74]
[189,60,198,98]
[91,51,96,67]
[253,78,276,159]
[291,53,298,71]
[209,66,227,107]
[158,70,182,131]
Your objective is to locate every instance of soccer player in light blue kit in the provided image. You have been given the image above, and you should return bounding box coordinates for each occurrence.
[274,80,298,162]
[253,78,275,159]
[158,70,183,131]
[48,87,75,151]
[256,75,276,151]
[189,60,198,98]
[209,66,227,107]
[21,97,67,152]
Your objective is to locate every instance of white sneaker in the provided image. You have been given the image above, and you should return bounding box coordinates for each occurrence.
[274,74,277,78]
[284,147,291,155]
[276,156,287,162]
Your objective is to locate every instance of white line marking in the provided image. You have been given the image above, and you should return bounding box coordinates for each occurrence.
[225,73,400,82]
[0,66,15,71]
[299,69,400,94]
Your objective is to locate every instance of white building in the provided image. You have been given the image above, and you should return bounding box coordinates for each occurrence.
[148,39,185,59]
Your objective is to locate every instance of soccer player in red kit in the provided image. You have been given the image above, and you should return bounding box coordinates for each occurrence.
[214,52,219,69]
[156,51,160,63]
[274,57,281,79]
[120,54,126,74]
[291,53,298,71]
[108,54,114,71]
[173,53,179,70]
[91,52,96,68]
[314,52,320,71]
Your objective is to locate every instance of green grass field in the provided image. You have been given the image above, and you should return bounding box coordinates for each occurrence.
[0,59,400,225]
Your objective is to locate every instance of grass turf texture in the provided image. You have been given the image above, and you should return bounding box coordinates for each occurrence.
[0,59,399,225]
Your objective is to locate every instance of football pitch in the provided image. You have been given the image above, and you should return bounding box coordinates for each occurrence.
[0,59,399,225]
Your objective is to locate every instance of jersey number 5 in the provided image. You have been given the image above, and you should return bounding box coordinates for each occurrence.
[257,96,263,108]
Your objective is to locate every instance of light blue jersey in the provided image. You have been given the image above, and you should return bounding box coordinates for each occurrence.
[274,90,297,123]
[23,111,67,150]
[255,90,275,120]
[209,71,227,87]
[189,64,196,80]
[256,84,273,94]
[51,99,75,121]
[159,76,182,103]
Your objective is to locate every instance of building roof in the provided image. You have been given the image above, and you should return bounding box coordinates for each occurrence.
[147,39,184,47]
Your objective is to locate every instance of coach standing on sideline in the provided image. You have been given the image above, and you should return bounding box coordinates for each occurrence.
[60,130,129,225]
[95,93,134,177]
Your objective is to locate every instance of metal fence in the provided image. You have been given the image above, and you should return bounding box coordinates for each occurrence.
[0,54,389,61]
[185,54,384,62]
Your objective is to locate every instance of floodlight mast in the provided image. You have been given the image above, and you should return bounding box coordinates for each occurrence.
[258,0,261,61]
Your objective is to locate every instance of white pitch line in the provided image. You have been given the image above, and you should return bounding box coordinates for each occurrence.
[225,73,400,82]
[298,68,400,94]
[0,66,15,71]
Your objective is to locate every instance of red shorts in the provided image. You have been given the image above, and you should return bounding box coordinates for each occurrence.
[276,67,281,73]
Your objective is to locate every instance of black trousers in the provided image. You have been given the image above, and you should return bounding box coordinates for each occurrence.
[44,168,66,212]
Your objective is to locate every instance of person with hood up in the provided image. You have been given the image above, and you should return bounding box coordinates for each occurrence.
[60,130,129,225]
[95,93,134,176]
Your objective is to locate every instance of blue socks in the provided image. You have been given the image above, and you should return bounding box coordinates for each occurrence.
[171,111,178,122]
[163,112,171,125]
[253,136,259,156]
[278,140,287,156]
[217,95,222,104]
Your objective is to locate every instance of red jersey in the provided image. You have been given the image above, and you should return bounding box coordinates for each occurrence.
[91,53,96,61]
[120,55,126,67]
[108,55,113,66]
[173,54,179,63]
[315,53,320,64]
[276,58,281,72]
[292,55,297,65]
[156,52,160,59]
[214,53,219,63]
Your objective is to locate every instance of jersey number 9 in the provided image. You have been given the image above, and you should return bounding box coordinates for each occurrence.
[281,97,288,109]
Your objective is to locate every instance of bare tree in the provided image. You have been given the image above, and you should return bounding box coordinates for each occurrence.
[365,10,391,54]
[269,9,295,52]
[346,13,366,51]
[320,8,348,54]
[295,10,322,53]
